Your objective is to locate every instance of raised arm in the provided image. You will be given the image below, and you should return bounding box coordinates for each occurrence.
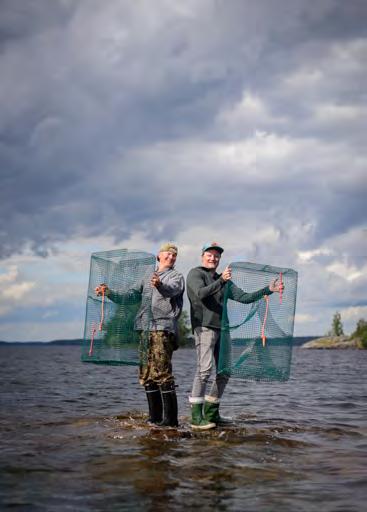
[95,283,142,305]
[152,273,185,298]
[227,275,283,304]
[227,281,272,304]
[187,268,225,300]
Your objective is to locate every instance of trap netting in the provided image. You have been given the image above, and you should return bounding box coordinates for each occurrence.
[218,262,298,381]
[81,249,156,366]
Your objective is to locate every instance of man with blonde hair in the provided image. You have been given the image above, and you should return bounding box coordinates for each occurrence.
[96,243,184,427]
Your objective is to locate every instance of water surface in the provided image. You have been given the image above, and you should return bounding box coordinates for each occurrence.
[0,345,366,511]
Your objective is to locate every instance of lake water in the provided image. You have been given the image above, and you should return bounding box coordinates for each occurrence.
[0,345,366,511]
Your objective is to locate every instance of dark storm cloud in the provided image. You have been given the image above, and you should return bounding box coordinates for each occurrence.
[0,0,76,44]
[0,0,366,258]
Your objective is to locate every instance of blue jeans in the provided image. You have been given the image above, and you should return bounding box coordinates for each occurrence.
[190,327,229,400]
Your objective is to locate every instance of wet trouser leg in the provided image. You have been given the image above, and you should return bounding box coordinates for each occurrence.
[190,327,229,400]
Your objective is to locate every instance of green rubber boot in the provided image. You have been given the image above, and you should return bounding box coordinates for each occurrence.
[204,397,233,426]
[190,401,216,431]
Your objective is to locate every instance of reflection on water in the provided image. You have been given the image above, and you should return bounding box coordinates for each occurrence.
[0,345,366,511]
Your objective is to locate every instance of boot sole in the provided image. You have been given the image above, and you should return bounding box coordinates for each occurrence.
[191,422,216,431]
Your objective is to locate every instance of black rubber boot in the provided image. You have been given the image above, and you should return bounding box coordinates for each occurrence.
[145,383,163,424]
[158,382,178,427]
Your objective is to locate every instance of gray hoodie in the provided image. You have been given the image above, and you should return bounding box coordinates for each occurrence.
[107,267,185,334]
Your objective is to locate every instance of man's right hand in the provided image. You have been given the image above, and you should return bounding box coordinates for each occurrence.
[151,272,161,288]
[95,283,108,296]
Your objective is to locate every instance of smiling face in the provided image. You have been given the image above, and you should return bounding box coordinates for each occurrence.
[158,250,177,270]
[201,249,221,271]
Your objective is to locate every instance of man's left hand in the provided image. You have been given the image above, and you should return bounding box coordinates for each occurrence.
[221,266,232,282]
[269,276,284,294]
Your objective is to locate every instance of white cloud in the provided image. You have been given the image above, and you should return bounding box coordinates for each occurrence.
[3,281,36,300]
[326,261,366,282]
[0,265,36,316]
[41,310,59,319]
[297,248,333,263]
[341,306,367,322]
[284,68,324,91]
[0,265,18,283]
[313,103,365,124]
[283,38,367,96]
[216,92,279,130]
[295,313,314,324]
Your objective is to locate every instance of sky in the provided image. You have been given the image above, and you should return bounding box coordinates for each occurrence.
[0,0,366,341]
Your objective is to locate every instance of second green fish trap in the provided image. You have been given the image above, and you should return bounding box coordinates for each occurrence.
[218,262,298,381]
[81,249,156,366]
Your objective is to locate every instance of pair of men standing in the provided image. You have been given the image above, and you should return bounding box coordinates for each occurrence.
[97,241,283,430]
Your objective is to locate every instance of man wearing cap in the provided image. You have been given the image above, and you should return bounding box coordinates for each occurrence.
[186,242,283,430]
[95,243,185,427]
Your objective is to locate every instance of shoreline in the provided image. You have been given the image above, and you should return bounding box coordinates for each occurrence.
[301,335,363,349]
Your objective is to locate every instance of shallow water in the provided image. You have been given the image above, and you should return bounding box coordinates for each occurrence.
[0,345,366,511]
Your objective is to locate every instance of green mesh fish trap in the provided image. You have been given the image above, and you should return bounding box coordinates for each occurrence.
[218,262,298,381]
[81,249,156,366]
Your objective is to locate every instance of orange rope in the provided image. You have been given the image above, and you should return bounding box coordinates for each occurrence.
[279,272,283,304]
[99,286,105,331]
[261,295,269,347]
[89,325,96,356]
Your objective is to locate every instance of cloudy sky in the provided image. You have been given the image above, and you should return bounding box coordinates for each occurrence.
[0,0,366,341]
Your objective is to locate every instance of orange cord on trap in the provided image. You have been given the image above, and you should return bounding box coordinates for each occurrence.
[261,295,270,347]
[99,286,106,331]
[261,273,283,347]
[89,324,97,356]
[89,284,106,356]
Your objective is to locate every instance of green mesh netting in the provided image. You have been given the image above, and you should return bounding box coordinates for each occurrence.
[81,249,156,366]
[218,262,298,381]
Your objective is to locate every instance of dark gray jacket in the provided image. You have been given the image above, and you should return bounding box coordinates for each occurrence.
[186,266,271,332]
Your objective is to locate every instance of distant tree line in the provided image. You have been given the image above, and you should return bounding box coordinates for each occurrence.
[328,311,344,336]
[328,312,367,348]
[352,318,367,348]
